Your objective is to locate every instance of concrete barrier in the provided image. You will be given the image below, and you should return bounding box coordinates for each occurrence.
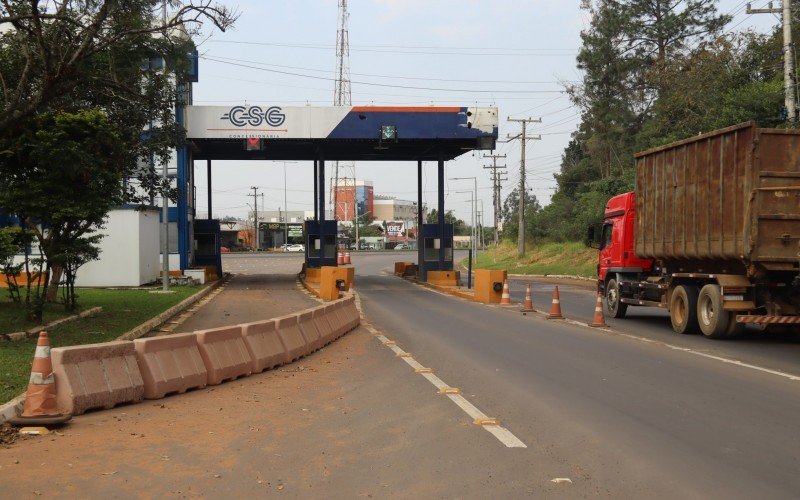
[195,326,253,385]
[325,302,347,339]
[275,315,310,361]
[51,341,144,415]
[341,296,361,331]
[297,310,324,352]
[133,333,207,399]
[312,305,336,345]
[240,320,290,372]
[427,270,460,286]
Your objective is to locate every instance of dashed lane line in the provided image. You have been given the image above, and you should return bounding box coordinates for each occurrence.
[353,291,526,448]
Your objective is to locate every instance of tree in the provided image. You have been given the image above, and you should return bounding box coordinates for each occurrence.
[0,109,128,318]
[0,1,236,133]
[501,189,541,242]
[621,0,730,64]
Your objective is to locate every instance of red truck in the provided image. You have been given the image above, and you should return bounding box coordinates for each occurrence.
[593,122,800,338]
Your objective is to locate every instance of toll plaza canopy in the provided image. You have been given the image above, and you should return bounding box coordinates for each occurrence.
[180,104,498,278]
[186,105,499,160]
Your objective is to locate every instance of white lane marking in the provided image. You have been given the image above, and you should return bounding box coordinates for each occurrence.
[361,322,526,449]
[488,287,800,384]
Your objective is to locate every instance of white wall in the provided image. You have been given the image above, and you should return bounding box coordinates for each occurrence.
[76,208,161,287]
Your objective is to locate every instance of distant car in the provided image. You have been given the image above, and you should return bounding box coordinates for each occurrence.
[285,244,305,252]
[220,246,230,253]
[394,243,409,250]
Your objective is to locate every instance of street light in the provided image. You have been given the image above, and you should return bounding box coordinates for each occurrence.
[278,161,298,247]
[456,190,475,289]
[450,176,478,256]
[455,190,474,250]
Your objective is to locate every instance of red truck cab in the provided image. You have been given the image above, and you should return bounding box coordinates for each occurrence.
[598,192,653,283]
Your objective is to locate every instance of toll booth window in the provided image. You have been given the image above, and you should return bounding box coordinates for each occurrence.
[424,237,439,261]
[600,223,613,250]
[324,235,336,258]
[196,233,217,255]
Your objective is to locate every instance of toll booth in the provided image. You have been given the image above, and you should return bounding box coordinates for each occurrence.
[305,220,338,268]
[422,223,454,271]
[193,219,222,279]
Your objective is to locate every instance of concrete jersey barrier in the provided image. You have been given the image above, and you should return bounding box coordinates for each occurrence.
[297,310,323,352]
[195,326,253,385]
[133,333,207,399]
[51,341,144,416]
[274,315,310,362]
[240,320,289,373]
[312,305,336,345]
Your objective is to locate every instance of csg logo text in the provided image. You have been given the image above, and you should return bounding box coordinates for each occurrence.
[221,106,285,127]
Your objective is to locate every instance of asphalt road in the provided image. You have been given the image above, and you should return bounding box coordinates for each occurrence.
[352,251,800,498]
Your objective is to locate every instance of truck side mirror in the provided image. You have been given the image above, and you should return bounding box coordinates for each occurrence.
[586,225,601,249]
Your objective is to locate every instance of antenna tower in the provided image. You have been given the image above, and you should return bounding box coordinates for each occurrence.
[332,0,356,226]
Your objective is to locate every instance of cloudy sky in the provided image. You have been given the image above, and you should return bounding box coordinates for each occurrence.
[191,0,777,223]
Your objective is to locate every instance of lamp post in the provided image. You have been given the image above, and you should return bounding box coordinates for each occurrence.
[456,190,474,289]
[450,177,478,257]
[279,161,298,249]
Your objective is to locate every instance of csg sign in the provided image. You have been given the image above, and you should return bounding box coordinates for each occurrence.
[221,105,285,127]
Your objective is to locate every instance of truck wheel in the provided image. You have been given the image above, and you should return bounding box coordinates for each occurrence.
[697,284,737,339]
[670,285,699,334]
[605,279,627,318]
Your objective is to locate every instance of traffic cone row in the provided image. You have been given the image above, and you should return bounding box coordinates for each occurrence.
[344,251,351,265]
[521,284,534,313]
[547,286,564,319]
[500,280,511,305]
[589,292,607,327]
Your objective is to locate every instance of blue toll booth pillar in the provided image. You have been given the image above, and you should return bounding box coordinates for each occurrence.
[417,160,426,282]
[438,159,445,269]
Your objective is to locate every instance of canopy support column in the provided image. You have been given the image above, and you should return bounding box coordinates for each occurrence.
[437,159,445,270]
[417,160,426,282]
[206,159,212,219]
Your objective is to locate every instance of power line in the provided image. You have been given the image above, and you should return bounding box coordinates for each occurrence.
[199,55,565,94]
[201,53,576,85]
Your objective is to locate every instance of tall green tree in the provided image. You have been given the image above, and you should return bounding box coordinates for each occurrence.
[0,109,128,317]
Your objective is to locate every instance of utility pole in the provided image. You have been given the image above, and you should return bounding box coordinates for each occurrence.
[505,117,541,257]
[483,153,507,246]
[748,1,796,123]
[251,186,259,251]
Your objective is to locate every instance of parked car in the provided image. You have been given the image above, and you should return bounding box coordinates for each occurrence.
[220,246,230,253]
[285,244,305,252]
[394,243,409,250]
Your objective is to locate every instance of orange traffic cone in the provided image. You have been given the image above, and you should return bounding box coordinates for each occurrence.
[547,286,564,319]
[9,331,70,426]
[344,251,351,265]
[500,280,511,305]
[521,284,534,313]
[589,292,608,327]
[337,251,344,265]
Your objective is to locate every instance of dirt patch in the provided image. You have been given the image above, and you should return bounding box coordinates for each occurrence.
[0,423,27,447]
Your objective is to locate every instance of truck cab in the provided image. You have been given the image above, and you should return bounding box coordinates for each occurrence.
[598,192,653,283]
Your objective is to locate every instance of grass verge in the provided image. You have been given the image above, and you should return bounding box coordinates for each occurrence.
[471,240,598,278]
[0,286,200,403]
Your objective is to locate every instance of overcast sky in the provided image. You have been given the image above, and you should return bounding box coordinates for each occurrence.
[191,0,778,223]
